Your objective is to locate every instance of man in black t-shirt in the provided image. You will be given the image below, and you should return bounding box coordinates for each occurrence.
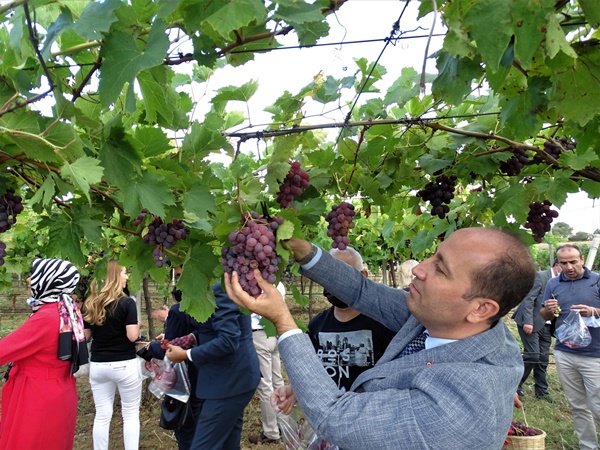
[308,247,396,392]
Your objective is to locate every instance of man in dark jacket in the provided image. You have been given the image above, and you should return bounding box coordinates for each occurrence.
[512,260,561,401]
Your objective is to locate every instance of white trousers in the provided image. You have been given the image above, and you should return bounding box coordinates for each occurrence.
[90,358,143,450]
[252,329,284,439]
[555,350,600,450]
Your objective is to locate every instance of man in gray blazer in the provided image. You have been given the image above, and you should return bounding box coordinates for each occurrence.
[224,228,536,450]
[512,260,560,400]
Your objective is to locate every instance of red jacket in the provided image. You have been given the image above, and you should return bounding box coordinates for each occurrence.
[0,303,77,450]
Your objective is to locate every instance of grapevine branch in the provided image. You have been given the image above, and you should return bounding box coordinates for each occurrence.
[224,118,600,183]
[11,154,127,213]
[343,126,368,197]
[72,58,103,101]
[10,168,71,208]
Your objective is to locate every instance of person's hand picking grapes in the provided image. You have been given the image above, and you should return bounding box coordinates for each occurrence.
[165,344,188,363]
[224,270,298,336]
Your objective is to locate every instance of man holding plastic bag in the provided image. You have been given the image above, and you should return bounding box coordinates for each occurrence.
[541,244,600,450]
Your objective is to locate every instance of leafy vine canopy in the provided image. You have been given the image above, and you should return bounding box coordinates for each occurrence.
[0,0,598,319]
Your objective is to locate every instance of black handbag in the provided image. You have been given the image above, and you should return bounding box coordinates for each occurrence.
[159,396,195,430]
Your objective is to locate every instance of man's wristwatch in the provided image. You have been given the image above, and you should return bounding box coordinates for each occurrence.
[298,244,318,265]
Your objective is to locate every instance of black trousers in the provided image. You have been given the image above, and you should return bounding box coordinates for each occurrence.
[518,323,553,396]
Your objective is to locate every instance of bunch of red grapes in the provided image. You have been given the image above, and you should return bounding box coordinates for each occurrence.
[524,200,559,243]
[221,211,284,295]
[134,210,191,267]
[325,202,356,250]
[0,187,24,266]
[533,136,576,164]
[508,421,542,437]
[416,174,457,219]
[160,333,196,350]
[499,148,530,176]
[276,161,310,209]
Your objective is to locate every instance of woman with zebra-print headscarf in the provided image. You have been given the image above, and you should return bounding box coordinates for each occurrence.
[0,257,87,450]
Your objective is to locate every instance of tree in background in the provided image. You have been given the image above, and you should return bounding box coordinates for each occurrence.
[570,231,592,242]
[552,223,574,239]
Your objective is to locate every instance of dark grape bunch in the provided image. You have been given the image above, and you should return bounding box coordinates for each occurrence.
[0,187,25,266]
[0,242,6,266]
[133,209,148,226]
[136,212,191,268]
[416,174,457,219]
[276,161,310,209]
[280,259,295,284]
[500,148,530,176]
[524,200,559,243]
[533,136,576,164]
[0,187,24,233]
[325,202,356,250]
[160,333,196,350]
[508,421,542,437]
[221,211,284,295]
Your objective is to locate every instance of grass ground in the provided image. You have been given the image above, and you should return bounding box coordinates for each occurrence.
[0,282,586,449]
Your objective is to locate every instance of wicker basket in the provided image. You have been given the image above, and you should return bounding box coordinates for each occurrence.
[505,428,546,449]
[504,407,546,449]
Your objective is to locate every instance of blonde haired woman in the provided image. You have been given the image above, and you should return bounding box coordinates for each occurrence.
[83,260,141,450]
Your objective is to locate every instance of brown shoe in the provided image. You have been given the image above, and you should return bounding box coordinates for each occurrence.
[249,432,280,444]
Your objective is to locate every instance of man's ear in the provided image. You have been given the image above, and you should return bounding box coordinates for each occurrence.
[467,298,500,323]
[361,269,369,278]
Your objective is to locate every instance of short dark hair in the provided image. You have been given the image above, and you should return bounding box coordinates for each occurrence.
[464,230,536,322]
[556,244,583,258]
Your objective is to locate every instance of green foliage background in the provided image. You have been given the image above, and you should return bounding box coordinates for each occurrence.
[0,0,598,319]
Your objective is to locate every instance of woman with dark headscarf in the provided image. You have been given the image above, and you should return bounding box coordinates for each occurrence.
[0,258,87,450]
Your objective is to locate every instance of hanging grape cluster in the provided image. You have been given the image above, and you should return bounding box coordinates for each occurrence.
[524,200,559,243]
[416,174,457,219]
[532,137,576,164]
[276,161,310,209]
[0,188,24,266]
[325,202,356,250]
[134,210,191,267]
[221,211,284,295]
[160,333,196,350]
[499,148,530,176]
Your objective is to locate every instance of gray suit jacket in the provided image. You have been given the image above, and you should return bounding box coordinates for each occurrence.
[280,250,523,450]
[512,269,552,332]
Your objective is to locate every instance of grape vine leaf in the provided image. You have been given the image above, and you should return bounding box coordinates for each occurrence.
[133,127,172,158]
[98,124,142,189]
[41,7,73,60]
[71,0,121,41]
[43,216,86,267]
[462,0,512,72]
[178,243,220,322]
[550,51,600,126]
[544,13,578,60]
[99,20,170,106]
[122,172,176,218]
[499,76,549,139]
[60,156,104,203]
[432,51,483,106]
[211,80,260,104]
[183,184,217,219]
[511,0,551,70]
[580,0,600,27]
[558,148,598,171]
[29,177,56,209]
[202,0,267,42]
